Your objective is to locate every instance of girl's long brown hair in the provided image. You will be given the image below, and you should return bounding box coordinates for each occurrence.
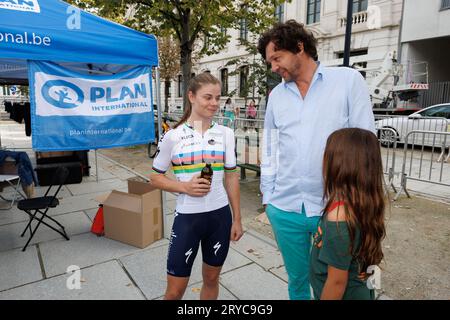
[322,128,386,273]
[174,73,221,129]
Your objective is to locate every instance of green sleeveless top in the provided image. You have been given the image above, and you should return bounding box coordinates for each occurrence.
[309,203,375,300]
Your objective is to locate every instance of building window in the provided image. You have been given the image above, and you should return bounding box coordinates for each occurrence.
[337,49,368,59]
[239,66,249,98]
[178,75,183,98]
[221,69,228,96]
[166,81,171,97]
[239,5,248,42]
[337,49,368,78]
[275,3,285,22]
[353,0,368,13]
[307,0,321,25]
[441,0,450,10]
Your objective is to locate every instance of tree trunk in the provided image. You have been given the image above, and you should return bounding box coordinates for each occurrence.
[180,11,192,111]
[164,80,170,113]
[180,48,192,109]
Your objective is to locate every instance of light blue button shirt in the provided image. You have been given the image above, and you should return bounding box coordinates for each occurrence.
[260,63,376,217]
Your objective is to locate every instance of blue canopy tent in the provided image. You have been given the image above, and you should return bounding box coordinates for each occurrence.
[0,1,169,240]
[0,0,162,143]
[0,0,159,83]
[0,0,163,178]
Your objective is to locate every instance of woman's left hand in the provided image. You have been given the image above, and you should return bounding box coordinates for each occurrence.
[230,220,244,241]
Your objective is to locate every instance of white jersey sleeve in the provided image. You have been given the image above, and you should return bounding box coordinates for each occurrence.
[152,130,175,174]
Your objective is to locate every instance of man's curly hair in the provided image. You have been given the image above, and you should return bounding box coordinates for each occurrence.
[257,20,318,61]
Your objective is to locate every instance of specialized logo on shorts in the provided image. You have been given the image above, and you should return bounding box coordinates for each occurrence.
[213,242,221,256]
[185,248,193,264]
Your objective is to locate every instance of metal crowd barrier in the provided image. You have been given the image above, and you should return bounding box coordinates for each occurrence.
[167,111,450,195]
[234,117,265,130]
[378,127,399,195]
[394,130,450,200]
[167,111,265,178]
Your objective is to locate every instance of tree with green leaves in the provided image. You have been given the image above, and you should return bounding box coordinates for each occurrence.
[67,0,288,107]
[225,42,281,108]
[158,36,180,113]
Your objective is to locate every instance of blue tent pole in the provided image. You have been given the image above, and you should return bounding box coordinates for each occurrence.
[95,149,99,182]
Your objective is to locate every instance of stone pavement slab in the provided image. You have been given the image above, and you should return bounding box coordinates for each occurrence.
[0,185,72,201]
[94,155,141,180]
[84,168,117,181]
[269,265,289,283]
[39,233,168,277]
[119,243,253,300]
[84,208,98,221]
[0,208,30,226]
[0,190,102,222]
[0,260,145,300]
[0,211,91,252]
[183,282,237,300]
[66,179,127,196]
[119,243,218,299]
[0,246,43,291]
[47,190,119,216]
[230,232,284,271]
[219,263,289,300]
[221,248,253,273]
[119,244,171,300]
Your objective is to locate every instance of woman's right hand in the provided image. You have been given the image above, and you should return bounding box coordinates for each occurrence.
[183,174,211,197]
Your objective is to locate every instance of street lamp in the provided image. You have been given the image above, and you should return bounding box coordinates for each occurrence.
[343,0,353,67]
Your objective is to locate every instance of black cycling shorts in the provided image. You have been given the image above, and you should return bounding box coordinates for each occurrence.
[167,205,232,277]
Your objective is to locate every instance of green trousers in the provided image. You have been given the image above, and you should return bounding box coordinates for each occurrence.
[266,203,320,300]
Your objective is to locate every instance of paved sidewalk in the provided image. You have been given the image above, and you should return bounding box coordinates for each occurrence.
[0,121,391,300]
[0,120,290,299]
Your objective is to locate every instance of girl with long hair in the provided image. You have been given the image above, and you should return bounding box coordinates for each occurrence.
[310,128,386,300]
[150,73,243,300]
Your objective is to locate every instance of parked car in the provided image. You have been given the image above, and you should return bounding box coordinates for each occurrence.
[375,103,450,147]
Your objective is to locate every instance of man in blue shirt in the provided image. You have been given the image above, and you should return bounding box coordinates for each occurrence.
[257,20,375,300]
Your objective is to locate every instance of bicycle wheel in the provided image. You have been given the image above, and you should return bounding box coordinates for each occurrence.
[148,141,158,158]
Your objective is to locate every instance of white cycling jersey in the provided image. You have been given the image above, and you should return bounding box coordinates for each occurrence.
[152,121,237,214]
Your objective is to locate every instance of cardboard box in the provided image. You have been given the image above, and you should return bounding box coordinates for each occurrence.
[0,159,17,175]
[0,160,18,192]
[103,178,162,248]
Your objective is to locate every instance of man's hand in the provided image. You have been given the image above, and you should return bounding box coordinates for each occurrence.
[183,174,211,197]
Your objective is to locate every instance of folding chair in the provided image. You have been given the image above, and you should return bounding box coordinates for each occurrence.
[0,174,26,209]
[17,166,70,251]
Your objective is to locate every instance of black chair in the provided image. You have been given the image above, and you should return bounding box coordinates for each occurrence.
[17,166,70,251]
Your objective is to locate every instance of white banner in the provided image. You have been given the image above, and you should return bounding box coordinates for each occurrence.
[34,72,151,117]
